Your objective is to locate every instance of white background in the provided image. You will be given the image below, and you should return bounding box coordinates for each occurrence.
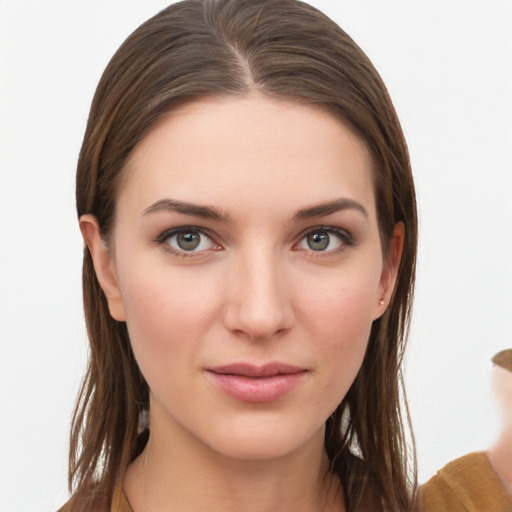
[1,1,511,511]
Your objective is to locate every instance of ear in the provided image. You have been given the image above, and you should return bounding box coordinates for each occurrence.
[79,214,126,322]
[373,222,404,320]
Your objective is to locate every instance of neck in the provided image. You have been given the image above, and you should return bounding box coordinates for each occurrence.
[124,413,345,512]
[488,423,512,495]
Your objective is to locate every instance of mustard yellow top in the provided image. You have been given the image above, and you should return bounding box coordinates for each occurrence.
[60,451,512,511]
[420,451,512,512]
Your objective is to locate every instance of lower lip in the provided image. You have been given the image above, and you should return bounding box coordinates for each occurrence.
[207,371,306,403]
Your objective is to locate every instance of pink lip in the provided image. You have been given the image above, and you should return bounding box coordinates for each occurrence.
[206,363,307,403]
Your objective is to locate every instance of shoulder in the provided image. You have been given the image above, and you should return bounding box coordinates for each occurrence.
[420,451,512,512]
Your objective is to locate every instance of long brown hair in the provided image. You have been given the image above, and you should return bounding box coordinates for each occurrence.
[68,1,418,510]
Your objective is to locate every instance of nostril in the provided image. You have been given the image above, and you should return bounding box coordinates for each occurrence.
[223,294,295,341]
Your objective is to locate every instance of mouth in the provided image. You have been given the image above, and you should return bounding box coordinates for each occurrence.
[206,363,308,403]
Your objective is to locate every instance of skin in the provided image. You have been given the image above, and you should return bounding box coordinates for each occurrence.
[488,365,512,494]
[81,94,403,512]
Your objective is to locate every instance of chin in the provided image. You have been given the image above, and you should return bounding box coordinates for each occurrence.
[202,414,325,462]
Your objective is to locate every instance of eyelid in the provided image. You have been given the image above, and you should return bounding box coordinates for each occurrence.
[154,224,354,258]
[155,225,222,257]
[293,225,355,253]
[155,225,214,243]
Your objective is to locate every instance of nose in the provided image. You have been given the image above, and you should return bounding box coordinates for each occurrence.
[222,249,295,341]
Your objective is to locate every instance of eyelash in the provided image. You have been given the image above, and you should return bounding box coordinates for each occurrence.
[154,225,354,258]
[295,226,355,256]
[155,226,221,258]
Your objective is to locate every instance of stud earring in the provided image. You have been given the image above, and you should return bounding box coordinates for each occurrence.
[379,299,385,307]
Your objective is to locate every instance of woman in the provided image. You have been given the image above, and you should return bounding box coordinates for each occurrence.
[62,0,418,510]
[489,348,512,496]
[421,350,512,511]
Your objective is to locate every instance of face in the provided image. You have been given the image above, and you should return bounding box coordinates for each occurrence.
[82,94,402,462]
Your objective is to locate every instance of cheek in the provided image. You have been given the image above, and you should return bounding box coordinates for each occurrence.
[301,260,380,342]
[298,266,380,404]
[116,264,221,385]
[316,302,372,400]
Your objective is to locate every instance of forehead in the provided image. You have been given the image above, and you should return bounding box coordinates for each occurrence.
[119,94,376,219]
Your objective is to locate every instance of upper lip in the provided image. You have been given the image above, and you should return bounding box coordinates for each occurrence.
[207,363,306,378]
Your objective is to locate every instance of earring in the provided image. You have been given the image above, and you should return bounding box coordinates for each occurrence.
[379,299,385,307]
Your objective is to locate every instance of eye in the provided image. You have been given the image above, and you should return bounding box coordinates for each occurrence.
[157,227,219,256]
[297,228,351,253]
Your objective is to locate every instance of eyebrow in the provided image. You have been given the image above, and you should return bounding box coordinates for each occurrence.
[142,197,368,223]
[293,198,368,221]
[142,198,231,222]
